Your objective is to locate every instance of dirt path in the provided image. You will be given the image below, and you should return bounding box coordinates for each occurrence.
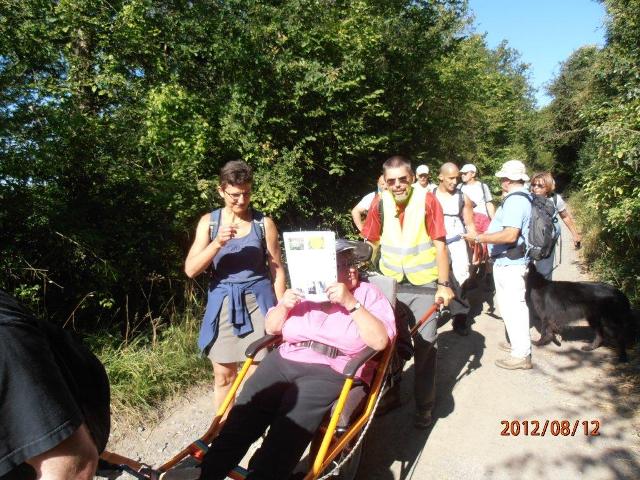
[357,225,640,480]
[107,223,640,479]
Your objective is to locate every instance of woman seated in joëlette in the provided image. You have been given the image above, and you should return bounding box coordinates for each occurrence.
[198,240,396,480]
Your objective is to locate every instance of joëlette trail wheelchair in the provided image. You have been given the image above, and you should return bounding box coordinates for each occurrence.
[97,254,448,480]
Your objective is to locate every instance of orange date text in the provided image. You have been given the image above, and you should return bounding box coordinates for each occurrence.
[500,419,600,437]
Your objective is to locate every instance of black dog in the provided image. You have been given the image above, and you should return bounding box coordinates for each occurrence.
[525,264,636,362]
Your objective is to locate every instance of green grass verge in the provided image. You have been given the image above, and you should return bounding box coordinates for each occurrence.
[86,313,211,423]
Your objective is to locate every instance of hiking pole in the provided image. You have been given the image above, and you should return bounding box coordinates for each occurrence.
[410,298,448,337]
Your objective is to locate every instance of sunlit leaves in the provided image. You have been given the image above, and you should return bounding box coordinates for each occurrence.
[1,0,546,325]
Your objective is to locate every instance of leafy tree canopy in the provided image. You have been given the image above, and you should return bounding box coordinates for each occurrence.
[1,0,543,327]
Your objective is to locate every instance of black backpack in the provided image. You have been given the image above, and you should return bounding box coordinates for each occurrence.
[506,192,559,261]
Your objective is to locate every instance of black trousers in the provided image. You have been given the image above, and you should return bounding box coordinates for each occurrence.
[199,350,346,480]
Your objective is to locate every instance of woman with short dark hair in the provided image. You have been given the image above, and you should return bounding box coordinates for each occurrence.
[185,160,286,411]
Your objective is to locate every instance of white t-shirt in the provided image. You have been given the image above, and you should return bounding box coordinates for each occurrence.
[356,191,376,211]
[433,190,465,238]
[550,193,566,237]
[413,182,437,193]
[461,181,492,215]
[554,193,567,213]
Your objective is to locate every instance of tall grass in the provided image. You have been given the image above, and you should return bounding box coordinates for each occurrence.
[86,286,212,424]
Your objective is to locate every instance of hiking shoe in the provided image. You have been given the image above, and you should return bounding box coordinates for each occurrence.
[498,341,511,353]
[414,409,433,429]
[495,355,532,370]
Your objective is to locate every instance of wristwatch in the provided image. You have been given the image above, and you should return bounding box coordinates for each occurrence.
[436,280,452,288]
[348,301,362,314]
[474,235,481,244]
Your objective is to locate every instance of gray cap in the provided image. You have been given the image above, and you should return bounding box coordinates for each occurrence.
[336,239,372,262]
[336,239,357,254]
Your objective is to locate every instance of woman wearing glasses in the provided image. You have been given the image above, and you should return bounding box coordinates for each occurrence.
[529,172,582,279]
[185,160,286,411]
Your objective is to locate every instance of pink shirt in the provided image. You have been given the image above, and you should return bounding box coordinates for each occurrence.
[276,281,396,384]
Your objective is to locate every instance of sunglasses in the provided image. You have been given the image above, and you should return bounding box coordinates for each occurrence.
[531,183,545,188]
[385,176,410,186]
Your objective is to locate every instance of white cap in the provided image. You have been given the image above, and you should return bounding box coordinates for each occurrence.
[495,160,529,182]
[416,164,429,175]
[460,164,477,173]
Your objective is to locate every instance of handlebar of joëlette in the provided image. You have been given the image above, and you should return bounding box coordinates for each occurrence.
[409,298,450,337]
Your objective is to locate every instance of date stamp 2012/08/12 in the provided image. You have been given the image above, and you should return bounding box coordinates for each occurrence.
[500,420,600,437]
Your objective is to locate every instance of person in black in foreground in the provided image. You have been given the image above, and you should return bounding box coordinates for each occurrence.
[0,290,110,480]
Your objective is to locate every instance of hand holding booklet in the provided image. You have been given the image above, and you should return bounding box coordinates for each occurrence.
[283,231,336,302]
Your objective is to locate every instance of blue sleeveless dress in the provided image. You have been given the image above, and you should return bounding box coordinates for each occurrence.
[198,213,276,362]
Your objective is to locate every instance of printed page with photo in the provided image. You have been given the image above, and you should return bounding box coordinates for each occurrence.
[283,231,337,302]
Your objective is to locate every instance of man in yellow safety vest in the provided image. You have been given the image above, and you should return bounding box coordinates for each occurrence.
[362,155,454,428]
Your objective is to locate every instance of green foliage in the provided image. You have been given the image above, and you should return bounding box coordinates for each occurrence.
[1,0,544,326]
[580,0,640,303]
[543,0,640,304]
[543,46,600,187]
[427,35,542,194]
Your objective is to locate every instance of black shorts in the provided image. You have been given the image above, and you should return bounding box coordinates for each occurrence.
[0,291,110,477]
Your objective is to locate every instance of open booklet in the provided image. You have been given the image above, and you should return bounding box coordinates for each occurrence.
[283,231,336,302]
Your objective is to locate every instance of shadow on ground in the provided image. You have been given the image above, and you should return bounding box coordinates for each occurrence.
[355,280,640,480]
[486,448,640,480]
[356,316,487,479]
[485,344,640,479]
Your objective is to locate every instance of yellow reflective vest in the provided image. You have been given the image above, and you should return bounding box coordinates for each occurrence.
[378,188,438,285]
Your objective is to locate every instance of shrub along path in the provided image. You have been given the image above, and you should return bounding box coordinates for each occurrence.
[106,223,640,479]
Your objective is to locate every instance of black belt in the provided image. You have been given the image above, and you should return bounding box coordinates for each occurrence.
[292,340,346,359]
[491,243,525,260]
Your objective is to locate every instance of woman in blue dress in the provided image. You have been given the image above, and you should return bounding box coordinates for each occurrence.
[185,160,286,411]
